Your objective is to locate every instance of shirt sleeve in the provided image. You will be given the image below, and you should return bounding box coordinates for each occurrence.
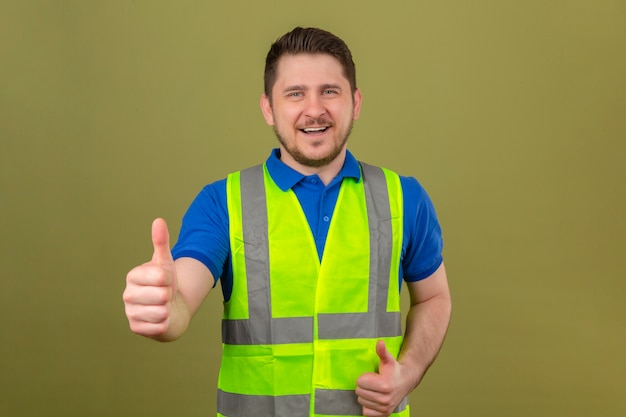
[171,179,229,285]
[400,176,444,281]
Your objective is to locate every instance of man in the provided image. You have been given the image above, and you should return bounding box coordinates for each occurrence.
[123,27,451,417]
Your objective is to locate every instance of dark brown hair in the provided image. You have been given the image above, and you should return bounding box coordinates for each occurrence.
[264,27,357,98]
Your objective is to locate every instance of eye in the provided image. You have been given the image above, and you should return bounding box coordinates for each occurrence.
[322,89,338,95]
[287,91,303,98]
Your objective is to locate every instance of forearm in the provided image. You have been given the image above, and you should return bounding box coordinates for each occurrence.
[354,287,451,416]
[398,293,452,390]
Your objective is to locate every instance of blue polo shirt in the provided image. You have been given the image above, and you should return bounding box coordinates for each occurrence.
[172,149,443,301]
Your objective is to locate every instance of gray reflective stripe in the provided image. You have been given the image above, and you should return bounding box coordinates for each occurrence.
[315,389,409,416]
[318,311,401,339]
[318,163,402,340]
[223,165,270,345]
[363,163,401,338]
[240,164,270,327]
[218,389,310,417]
[222,316,313,344]
[315,389,361,415]
[223,163,400,346]
[218,389,408,417]
[224,311,399,343]
[223,165,315,345]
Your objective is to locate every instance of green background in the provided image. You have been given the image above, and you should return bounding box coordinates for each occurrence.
[1,1,624,416]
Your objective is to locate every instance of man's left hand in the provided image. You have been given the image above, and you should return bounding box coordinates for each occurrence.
[355,340,410,417]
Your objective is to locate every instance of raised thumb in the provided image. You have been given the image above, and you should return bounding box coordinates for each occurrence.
[151,218,174,266]
[376,340,395,374]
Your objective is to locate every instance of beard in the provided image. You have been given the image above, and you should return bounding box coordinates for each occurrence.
[273,120,354,168]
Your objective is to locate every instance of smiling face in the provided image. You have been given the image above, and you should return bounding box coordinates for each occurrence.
[260,53,362,173]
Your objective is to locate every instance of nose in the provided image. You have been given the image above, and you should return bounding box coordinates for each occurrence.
[304,95,326,119]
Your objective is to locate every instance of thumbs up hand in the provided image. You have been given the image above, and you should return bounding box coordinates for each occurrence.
[123,218,178,338]
[356,340,410,417]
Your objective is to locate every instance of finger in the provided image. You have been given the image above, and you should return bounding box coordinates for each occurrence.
[123,281,173,305]
[151,218,174,266]
[357,395,381,409]
[125,304,170,324]
[128,319,169,337]
[356,372,378,390]
[358,392,395,417]
[360,403,387,417]
[362,408,386,417]
[126,263,174,287]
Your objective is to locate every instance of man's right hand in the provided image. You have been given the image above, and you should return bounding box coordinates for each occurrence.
[123,218,178,338]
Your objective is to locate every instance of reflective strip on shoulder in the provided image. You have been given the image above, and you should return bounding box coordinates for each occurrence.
[364,162,402,337]
[224,165,314,344]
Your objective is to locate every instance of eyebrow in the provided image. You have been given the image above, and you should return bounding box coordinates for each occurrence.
[320,84,342,91]
[282,85,307,94]
[282,84,343,94]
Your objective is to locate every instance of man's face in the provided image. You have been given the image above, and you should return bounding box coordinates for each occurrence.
[261,53,362,169]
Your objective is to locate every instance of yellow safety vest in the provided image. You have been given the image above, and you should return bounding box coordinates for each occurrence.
[218,162,409,417]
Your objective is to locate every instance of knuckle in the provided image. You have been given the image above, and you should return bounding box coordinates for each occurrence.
[154,305,170,321]
[147,322,167,336]
[128,321,166,337]
[149,287,170,304]
[126,308,141,322]
[157,288,170,303]
[379,382,392,394]
[126,266,144,283]
[148,267,169,286]
[128,321,144,334]
[127,264,170,286]
[122,288,135,304]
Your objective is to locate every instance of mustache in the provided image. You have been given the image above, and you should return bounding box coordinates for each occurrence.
[302,115,333,127]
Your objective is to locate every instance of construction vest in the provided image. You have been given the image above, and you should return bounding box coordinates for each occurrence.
[218,162,409,417]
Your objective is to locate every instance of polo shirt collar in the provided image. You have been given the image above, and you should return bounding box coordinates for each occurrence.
[265,148,362,191]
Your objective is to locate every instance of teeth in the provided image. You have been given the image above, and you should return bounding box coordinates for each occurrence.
[303,127,327,133]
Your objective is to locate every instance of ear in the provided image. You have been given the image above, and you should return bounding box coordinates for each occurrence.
[352,88,362,120]
[260,93,275,126]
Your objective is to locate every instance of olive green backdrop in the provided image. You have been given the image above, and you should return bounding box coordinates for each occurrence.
[1,1,624,416]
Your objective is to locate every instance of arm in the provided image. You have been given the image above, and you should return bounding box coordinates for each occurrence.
[356,263,451,416]
[398,262,451,388]
[123,218,214,342]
